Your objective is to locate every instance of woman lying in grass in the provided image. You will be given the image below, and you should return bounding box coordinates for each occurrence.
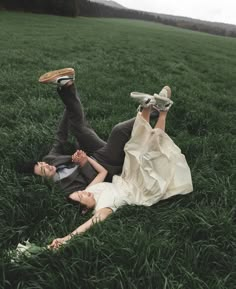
[49,87,193,249]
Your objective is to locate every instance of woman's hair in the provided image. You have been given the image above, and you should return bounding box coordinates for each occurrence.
[67,197,89,215]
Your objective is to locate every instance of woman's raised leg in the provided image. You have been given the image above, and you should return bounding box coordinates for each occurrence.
[140,106,152,122]
[154,111,168,131]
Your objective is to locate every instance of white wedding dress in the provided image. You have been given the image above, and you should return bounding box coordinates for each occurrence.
[88,113,193,213]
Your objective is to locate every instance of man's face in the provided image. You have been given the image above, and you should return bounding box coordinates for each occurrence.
[69,190,96,208]
[34,162,56,178]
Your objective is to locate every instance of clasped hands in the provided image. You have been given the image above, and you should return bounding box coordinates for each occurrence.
[72,150,88,167]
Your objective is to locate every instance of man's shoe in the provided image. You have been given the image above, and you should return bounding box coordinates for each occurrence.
[130,92,156,108]
[39,68,75,86]
[153,86,173,111]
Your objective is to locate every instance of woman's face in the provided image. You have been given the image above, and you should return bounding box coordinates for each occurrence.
[69,190,96,208]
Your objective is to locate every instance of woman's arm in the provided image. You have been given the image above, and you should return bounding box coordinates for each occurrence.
[72,150,108,187]
[49,207,113,249]
[85,157,107,188]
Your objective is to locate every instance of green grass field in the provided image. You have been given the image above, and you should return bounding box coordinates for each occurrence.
[0,11,235,289]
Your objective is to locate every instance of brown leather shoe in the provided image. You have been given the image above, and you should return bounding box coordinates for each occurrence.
[39,68,75,86]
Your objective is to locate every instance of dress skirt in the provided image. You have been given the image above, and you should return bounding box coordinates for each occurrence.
[113,113,193,206]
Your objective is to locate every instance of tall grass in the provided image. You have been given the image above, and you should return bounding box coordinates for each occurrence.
[0,11,235,289]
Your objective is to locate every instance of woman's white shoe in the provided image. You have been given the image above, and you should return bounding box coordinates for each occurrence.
[153,86,173,111]
[130,92,156,107]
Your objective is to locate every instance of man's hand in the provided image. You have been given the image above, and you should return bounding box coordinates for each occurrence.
[72,150,88,167]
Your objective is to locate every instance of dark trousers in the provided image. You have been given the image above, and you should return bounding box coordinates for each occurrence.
[54,84,135,169]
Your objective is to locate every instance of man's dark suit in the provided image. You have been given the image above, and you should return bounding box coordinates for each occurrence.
[43,153,97,196]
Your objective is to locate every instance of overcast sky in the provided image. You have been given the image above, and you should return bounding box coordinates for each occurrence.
[115,0,236,25]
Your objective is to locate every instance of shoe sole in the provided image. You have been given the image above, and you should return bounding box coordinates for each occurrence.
[39,68,75,83]
[160,86,171,99]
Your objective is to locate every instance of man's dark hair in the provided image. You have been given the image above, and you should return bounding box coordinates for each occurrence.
[16,161,38,175]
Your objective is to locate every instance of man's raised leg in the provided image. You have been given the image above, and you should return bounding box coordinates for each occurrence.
[48,109,69,155]
[39,68,106,154]
[93,117,135,168]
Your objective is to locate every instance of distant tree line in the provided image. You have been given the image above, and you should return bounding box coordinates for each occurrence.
[1,0,236,38]
[79,1,161,22]
[79,1,236,37]
[0,0,80,16]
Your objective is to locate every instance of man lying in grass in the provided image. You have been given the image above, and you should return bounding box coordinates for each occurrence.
[20,68,174,203]
[49,91,193,249]
[20,68,139,194]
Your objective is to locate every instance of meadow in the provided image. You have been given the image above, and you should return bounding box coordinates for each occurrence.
[0,11,235,289]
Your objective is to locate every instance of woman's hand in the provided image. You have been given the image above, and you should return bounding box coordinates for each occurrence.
[72,150,88,167]
[48,237,68,249]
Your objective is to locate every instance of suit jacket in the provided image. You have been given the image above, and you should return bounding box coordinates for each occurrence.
[43,153,97,197]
